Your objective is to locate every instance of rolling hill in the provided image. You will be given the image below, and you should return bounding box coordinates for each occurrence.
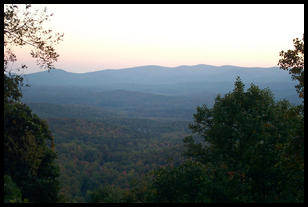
[21,64,300,121]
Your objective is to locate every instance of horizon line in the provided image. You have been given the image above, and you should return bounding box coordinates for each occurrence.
[23,63,280,75]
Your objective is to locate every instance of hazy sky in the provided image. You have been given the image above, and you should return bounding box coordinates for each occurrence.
[10,4,304,74]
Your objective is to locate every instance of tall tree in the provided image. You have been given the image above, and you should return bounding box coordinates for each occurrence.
[4,4,63,202]
[277,35,304,202]
[4,103,60,202]
[182,77,303,202]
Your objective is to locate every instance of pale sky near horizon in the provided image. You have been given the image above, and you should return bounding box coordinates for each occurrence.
[8,4,304,74]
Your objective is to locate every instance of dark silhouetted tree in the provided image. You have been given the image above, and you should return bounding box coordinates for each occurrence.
[277,35,304,202]
[182,77,303,202]
[4,4,63,203]
[278,34,304,100]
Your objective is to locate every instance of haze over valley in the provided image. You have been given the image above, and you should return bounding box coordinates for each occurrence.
[22,64,300,121]
[5,4,303,203]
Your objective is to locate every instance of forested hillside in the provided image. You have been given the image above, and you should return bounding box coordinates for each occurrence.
[48,117,189,202]
[23,102,190,202]
[4,4,303,203]
[21,64,303,202]
[21,65,301,123]
[22,64,300,103]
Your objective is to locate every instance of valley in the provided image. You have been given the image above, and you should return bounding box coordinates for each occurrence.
[20,64,301,202]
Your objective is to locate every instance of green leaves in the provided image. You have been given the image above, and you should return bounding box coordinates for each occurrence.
[4,7,63,200]
[182,77,304,202]
[86,185,123,203]
[4,102,60,202]
[151,160,210,202]
[278,34,304,100]
[4,175,23,203]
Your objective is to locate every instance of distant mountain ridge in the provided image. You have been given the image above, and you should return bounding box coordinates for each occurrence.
[23,64,288,90]
[21,64,301,121]
[22,64,297,96]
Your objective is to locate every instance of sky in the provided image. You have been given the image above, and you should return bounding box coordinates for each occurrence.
[8,4,304,74]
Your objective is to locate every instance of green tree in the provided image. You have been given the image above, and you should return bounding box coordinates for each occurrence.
[278,34,304,100]
[277,36,304,202]
[183,77,303,202]
[86,184,123,203]
[4,175,23,203]
[150,160,211,202]
[4,103,60,202]
[4,4,63,203]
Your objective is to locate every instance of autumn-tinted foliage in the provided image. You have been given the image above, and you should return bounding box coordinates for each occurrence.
[4,5,303,202]
[85,76,303,203]
[46,117,188,202]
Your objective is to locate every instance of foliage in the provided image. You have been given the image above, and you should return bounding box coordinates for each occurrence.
[4,73,24,105]
[277,35,304,202]
[4,4,63,203]
[22,77,303,203]
[86,184,123,203]
[278,34,304,100]
[4,102,60,202]
[150,160,210,202]
[42,116,188,202]
[4,4,64,71]
[4,74,61,202]
[4,175,23,203]
[150,159,258,203]
[4,7,303,202]
[181,77,304,202]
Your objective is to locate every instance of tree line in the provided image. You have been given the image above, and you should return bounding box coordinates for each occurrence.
[4,4,304,203]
